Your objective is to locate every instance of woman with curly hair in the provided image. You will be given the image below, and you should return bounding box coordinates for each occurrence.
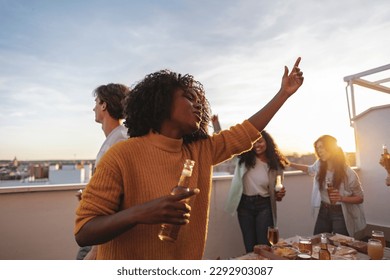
[225,130,288,252]
[75,57,304,259]
[290,135,366,237]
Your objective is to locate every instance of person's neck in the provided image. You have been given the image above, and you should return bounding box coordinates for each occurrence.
[101,118,121,138]
[256,153,268,163]
[158,122,183,139]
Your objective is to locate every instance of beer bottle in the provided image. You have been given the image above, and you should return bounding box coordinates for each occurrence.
[158,159,195,242]
[319,233,331,260]
[275,175,283,192]
[383,144,390,160]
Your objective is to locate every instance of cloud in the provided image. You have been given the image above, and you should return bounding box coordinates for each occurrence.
[1,0,389,159]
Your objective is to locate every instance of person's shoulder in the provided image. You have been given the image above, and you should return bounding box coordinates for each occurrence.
[345,165,358,177]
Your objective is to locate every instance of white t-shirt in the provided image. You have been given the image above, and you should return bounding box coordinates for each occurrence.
[242,158,270,197]
[95,125,128,166]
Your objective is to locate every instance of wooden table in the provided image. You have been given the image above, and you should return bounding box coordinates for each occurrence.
[235,233,390,260]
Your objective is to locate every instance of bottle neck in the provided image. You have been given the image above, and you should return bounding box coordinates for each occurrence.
[178,174,190,187]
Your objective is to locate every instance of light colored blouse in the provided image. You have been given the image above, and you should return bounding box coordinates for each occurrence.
[307,160,366,237]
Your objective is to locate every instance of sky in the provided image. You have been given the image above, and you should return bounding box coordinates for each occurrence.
[0,0,389,161]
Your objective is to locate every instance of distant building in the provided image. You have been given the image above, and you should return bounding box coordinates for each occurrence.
[49,162,92,184]
[29,163,49,179]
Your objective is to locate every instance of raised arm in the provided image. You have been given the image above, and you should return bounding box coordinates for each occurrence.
[248,57,304,131]
[211,114,222,133]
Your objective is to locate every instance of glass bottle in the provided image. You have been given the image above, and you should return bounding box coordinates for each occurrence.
[383,144,390,162]
[158,159,195,242]
[275,175,283,192]
[319,233,331,260]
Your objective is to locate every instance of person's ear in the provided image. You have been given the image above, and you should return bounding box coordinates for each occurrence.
[102,102,107,110]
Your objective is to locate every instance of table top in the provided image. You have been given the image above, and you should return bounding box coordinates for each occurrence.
[235,233,390,260]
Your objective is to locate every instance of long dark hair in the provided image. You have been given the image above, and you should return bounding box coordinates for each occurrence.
[238,130,289,170]
[314,135,347,190]
[123,70,211,143]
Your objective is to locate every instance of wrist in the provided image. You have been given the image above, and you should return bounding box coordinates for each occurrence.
[277,89,290,100]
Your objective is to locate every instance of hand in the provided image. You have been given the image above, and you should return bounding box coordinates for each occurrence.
[379,154,390,172]
[328,188,341,204]
[275,187,286,201]
[132,188,200,226]
[76,189,83,201]
[280,57,304,98]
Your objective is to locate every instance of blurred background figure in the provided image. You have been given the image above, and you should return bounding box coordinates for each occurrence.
[76,83,130,260]
[225,130,288,252]
[211,114,221,134]
[289,135,366,238]
[379,144,390,186]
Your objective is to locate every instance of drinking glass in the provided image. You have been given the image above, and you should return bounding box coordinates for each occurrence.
[367,239,384,260]
[298,236,313,255]
[371,230,386,248]
[326,179,337,204]
[267,226,279,246]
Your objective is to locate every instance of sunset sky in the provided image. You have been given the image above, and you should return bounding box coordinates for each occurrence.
[1,0,389,160]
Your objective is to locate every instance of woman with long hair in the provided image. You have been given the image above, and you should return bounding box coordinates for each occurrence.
[225,130,288,252]
[290,135,366,237]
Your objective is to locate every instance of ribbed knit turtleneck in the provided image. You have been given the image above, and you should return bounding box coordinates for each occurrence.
[145,131,183,153]
[75,120,261,259]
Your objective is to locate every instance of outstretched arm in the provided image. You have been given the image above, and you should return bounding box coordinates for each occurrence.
[248,57,304,131]
[289,162,309,173]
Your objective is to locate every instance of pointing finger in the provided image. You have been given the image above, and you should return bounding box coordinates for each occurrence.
[294,57,301,68]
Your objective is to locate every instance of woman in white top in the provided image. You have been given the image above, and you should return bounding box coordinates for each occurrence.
[226,130,288,252]
[290,135,366,237]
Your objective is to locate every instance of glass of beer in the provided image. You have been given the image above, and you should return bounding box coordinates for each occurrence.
[372,230,386,248]
[326,180,338,205]
[299,236,313,255]
[367,239,384,260]
[267,226,279,246]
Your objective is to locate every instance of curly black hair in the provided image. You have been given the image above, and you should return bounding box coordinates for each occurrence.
[238,130,289,170]
[123,69,211,143]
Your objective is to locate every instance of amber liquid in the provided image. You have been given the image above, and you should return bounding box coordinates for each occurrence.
[267,228,279,246]
[372,233,386,248]
[298,240,313,254]
[319,243,331,260]
[158,186,190,242]
[327,186,337,204]
[368,240,384,260]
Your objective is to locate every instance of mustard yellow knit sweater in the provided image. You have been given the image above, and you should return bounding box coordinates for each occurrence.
[75,120,261,259]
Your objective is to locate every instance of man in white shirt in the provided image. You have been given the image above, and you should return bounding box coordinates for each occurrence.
[92,83,129,167]
[76,83,130,259]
